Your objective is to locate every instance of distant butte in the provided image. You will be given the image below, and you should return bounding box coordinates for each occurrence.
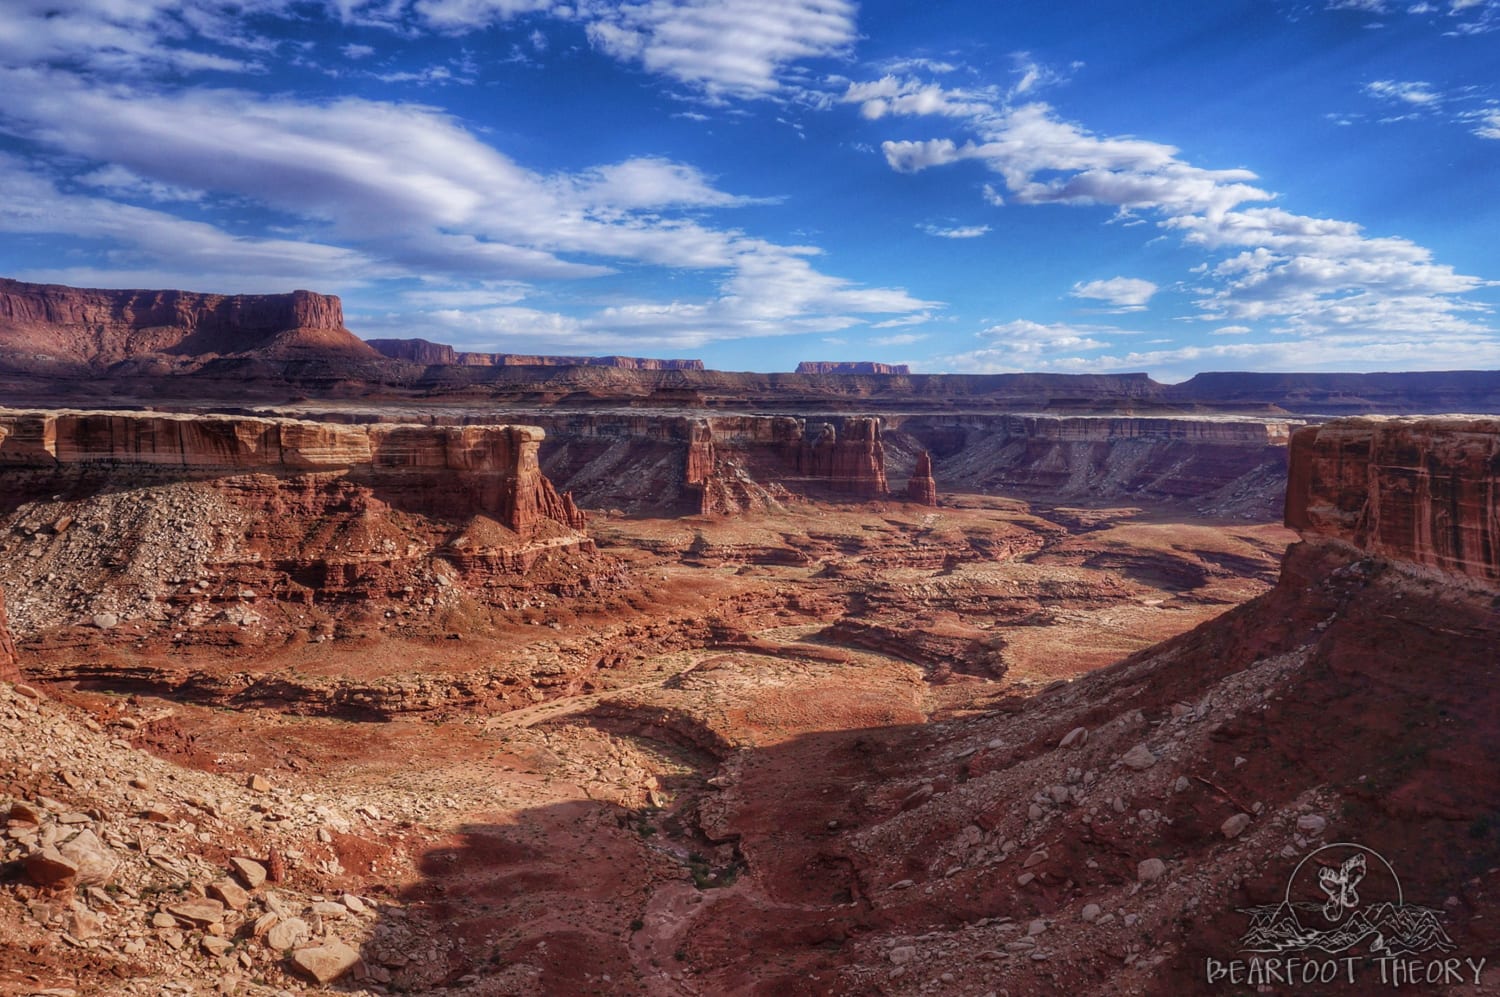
[0,276,374,367]
[796,361,911,375]
[2,278,1499,414]
[366,336,704,370]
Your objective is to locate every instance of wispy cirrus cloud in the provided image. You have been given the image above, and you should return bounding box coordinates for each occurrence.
[1363,79,1442,105]
[919,223,989,239]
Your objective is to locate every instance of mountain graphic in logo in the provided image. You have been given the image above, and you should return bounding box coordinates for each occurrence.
[1237,843,1455,957]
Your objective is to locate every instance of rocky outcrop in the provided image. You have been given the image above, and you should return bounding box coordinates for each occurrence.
[681,416,889,513]
[365,338,703,370]
[906,451,938,506]
[792,418,889,499]
[795,361,911,375]
[0,586,18,683]
[0,410,584,536]
[0,278,375,366]
[1284,417,1500,584]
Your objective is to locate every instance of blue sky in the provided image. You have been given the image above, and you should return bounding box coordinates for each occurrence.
[1,0,1497,379]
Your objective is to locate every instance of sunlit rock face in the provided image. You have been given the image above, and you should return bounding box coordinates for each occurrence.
[1285,417,1500,585]
[0,278,372,365]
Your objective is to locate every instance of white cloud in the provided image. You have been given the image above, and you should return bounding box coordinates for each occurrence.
[869,311,936,329]
[407,0,554,32]
[937,324,1500,381]
[76,164,205,203]
[850,79,1494,348]
[1468,108,1500,138]
[1363,79,1441,105]
[561,157,767,210]
[0,155,381,292]
[401,283,530,307]
[919,223,989,239]
[585,0,857,100]
[870,332,926,346]
[1211,325,1253,336]
[0,67,933,346]
[841,76,999,121]
[1070,276,1158,310]
[341,43,376,59]
[933,319,1120,372]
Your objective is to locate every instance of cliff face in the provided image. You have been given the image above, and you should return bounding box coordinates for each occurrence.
[1284,417,1500,584]
[795,361,911,376]
[1168,370,1500,415]
[365,337,703,370]
[883,414,1299,519]
[0,278,375,366]
[0,411,584,536]
[792,417,889,498]
[365,337,458,365]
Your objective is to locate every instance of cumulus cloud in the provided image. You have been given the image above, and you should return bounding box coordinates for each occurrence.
[846,73,1494,349]
[1070,276,1158,310]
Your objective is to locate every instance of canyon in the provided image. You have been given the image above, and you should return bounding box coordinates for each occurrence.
[0,280,1496,997]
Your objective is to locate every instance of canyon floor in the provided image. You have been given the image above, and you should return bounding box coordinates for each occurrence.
[1,491,1303,996]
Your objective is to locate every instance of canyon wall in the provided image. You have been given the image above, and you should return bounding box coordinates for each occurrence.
[366,338,704,370]
[883,414,1299,517]
[0,278,375,366]
[498,411,1294,517]
[1284,417,1500,584]
[1167,370,1500,414]
[0,411,584,536]
[528,413,891,514]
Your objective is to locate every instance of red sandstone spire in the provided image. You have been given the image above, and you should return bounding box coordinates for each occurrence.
[907,451,938,506]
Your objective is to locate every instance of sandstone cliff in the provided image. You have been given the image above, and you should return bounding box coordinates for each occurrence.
[1284,417,1500,584]
[884,414,1299,519]
[0,410,584,537]
[366,337,703,370]
[795,361,911,375]
[1167,370,1500,414]
[0,278,376,367]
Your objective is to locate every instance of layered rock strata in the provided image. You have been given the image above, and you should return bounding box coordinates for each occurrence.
[1284,416,1500,584]
[682,416,889,513]
[0,278,374,366]
[795,361,911,375]
[365,338,703,370]
[906,451,938,506]
[0,411,584,536]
